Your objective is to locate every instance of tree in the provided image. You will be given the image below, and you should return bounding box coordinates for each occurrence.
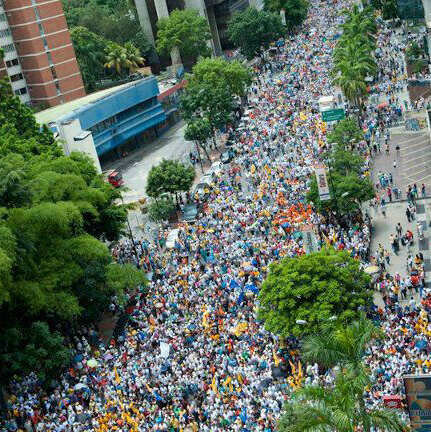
[228,7,284,60]
[106,263,148,298]
[279,372,407,432]
[0,87,131,383]
[264,0,309,28]
[302,314,382,376]
[332,6,377,113]
[63,0,152,57]
[297,317,403,432]
[70,26,110,92]
[123,42,145,74]
[327,117,364,148]
[105,42,130,75]
[189,57,252,98]
[184,118,213,166]
[156,9,212,60]
[146,159,195,198]
[180,79,236,147]
[258,248,372,337]
[0,322,71,383]
[147,197,176,222]
[368,0,399,19]
[307,170,374,215]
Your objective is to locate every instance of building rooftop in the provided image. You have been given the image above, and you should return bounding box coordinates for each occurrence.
[35,76,179,125]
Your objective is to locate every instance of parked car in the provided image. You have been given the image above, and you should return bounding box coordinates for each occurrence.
[193,174,213,201]
[181,203,199,223]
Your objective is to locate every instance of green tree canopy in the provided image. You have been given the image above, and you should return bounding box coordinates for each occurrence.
[156,9,212,60]
[307,170,374,215]
[184,117,213,162]
[327,117,364,147]
[147,196,176,222]
[332,6,376,111]
[146,159,195,198]
[0,322,71,383]
[63,0,152,56]
[302,314,382,376]
[70,26,110,92]
[189,57,252,98]
[180,78,236,145]
[279,372,407,432]
[258,248,372,337]
[264,0,309,28]
[0,88,146,383]
[228,7,285,60]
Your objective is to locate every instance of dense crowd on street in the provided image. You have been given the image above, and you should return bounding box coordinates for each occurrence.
[3,0,431,431]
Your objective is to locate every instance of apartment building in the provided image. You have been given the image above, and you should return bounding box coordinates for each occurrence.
[0,0,85,107]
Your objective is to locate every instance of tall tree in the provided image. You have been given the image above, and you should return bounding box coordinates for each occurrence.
[264,0,309,28]
[70,26,110,92]
[105,42,130,75]
[281,317,402,432]
[156,9,212,61]
[0,87,146,384]
[189,57,252,98]
[307,169,374,216]
[181,78,236,148]
[146,159,195,199]
[184,117,213,165]
[279,372,407,432]
[258,248,372,337]
[228,7,285,60]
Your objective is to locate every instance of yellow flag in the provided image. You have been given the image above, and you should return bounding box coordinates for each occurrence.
[114,367,121,385]
[273,350,280,367]
[211,375,218,393]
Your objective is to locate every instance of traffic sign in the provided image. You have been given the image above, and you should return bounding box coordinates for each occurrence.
[321,108,345,122]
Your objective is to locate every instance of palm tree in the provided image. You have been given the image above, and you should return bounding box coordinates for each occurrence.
[302,314,382,376]
[104,43,130,75]
[278,373,407,432]
[299,315,386,432]
[123,42,145,74]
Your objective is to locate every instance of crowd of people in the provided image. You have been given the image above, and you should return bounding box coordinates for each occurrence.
[2,0,431,431]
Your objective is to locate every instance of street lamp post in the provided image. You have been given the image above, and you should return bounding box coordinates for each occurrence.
[120,195,140,267]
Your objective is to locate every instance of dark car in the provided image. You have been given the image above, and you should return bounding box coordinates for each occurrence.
[181,203,199,223]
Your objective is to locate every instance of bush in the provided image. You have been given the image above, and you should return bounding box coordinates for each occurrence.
[148,197,176,222]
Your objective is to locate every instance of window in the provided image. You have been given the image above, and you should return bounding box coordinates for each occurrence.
[89,115,118,135]
[10,72,23,82]
[0,28,10,38]
[14,87,27,95]
[5,58,18,67]
[1,43,14,53]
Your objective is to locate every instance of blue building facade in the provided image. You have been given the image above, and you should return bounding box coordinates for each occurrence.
[57,77,166,157]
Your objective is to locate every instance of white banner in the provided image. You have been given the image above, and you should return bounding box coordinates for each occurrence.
[315,167,331,201]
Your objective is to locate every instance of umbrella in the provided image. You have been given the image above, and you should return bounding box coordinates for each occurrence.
[87,358,99,368]
[416,339,427,350]
[364,265,380,274]
[103,352,113,361]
